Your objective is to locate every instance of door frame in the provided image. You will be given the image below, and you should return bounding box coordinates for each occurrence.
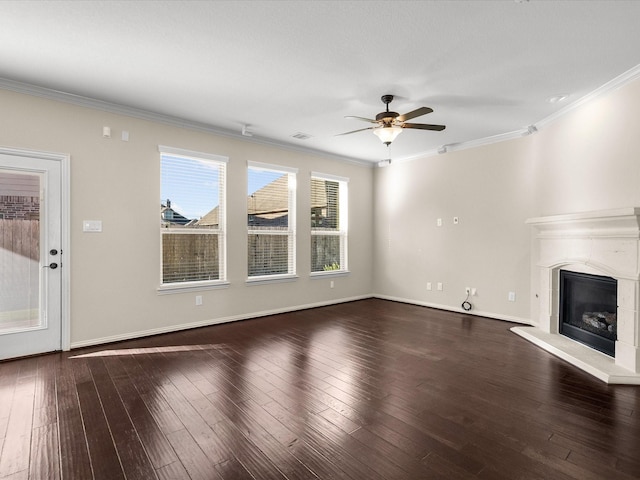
[0,145,70,352]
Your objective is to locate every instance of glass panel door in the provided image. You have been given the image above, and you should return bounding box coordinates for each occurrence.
[0,171,42,332]
[0,152,62,359]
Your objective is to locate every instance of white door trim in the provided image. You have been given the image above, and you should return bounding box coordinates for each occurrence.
[0,145,70,351]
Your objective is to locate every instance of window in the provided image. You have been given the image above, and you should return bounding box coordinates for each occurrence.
[311,173,348,273]
[247,162,297,280]
[159,146,227,289]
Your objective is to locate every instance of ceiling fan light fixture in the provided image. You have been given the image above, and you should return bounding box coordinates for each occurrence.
[373,125,402,145]
[338,95,445,146]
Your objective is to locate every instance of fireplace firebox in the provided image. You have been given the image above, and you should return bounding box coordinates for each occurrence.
[559,270,617,357]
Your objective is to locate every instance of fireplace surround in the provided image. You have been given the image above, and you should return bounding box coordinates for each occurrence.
[512,208,640,384]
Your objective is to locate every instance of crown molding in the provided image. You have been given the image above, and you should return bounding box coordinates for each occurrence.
[392,127,531,165]
[3,62,640,169]
[439,128,531,154]
[391,62,640,165]
[536,63,640,129]
[0,77,374,168]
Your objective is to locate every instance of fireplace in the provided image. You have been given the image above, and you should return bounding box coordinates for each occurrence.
[559,271,617,356]
[511,208,640,384]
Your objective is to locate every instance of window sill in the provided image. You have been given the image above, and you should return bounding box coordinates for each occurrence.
[310,270,350,278]
[157,281,230,295]
[246,274,299,286]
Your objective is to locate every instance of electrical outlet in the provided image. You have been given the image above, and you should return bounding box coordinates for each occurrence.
[195,295,203,306]
[453,216,459,225]
[471,288,477,296]
[437,282,443,291]
[330,280,334,288]
[465,287,471,295]
[427,282,432,291]
[436,218,442,227]
[508,291,516,302]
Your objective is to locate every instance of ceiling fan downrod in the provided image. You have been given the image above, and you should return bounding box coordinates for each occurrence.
[376,95,399,123]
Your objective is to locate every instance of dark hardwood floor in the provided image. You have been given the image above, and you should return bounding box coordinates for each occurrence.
[1,298,639,479]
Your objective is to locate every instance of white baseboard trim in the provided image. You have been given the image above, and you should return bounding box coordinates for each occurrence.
[372,294,532,325]
[69,294,373,350]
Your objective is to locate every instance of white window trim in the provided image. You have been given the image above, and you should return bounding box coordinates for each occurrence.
[158,146,228,293]
[157,280,230,295]
[310,171,349,183]
[159,145,229,164]
[245,274,299,286]
[247,162,297,281]
[309,269,350,278]
[249,161,298,174]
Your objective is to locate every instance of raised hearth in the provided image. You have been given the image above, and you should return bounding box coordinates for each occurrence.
[512,208,640,384]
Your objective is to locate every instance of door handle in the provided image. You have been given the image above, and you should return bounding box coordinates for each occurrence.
[43,262,59,269]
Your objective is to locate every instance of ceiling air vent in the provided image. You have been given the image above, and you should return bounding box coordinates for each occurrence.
[291,132,312,140]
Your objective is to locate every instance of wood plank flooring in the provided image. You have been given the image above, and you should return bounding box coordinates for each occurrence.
[1,298,640,479]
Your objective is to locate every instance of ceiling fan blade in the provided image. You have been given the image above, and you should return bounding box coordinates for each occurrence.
[402,122,446,131]
[335,127,375,136]
[344,115,378,123]
[397,107,433,122]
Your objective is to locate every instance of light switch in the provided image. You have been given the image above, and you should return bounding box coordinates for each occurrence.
[83,220,102,232]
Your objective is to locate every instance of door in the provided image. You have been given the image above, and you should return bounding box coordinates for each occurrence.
[0,151,62,359]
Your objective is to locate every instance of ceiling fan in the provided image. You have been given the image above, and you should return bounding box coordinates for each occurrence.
[338,94,446,146]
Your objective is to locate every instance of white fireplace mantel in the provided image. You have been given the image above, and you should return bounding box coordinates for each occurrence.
[512,208,640,384]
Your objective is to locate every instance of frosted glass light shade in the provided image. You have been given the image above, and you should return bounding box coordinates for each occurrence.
[373,125,402,145]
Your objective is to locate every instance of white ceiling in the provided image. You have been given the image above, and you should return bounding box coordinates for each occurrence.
[1,1,640,164]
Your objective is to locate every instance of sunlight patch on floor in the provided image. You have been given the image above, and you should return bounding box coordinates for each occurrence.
[70,344,220,358]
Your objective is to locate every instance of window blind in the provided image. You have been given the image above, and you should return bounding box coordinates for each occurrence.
[247,163,296,278]
[311,174,348,273]
[160,149,226,285]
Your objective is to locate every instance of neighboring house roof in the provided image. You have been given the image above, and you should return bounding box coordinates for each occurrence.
[195,176,332,228]
[247,175,289,218]
[197,207,219,227]
[246,175,331,214]
[161,200,192,226]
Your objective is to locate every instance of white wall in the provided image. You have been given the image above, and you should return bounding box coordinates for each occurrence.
[3,73,640,347]
[373,136,535,322]
[533,78,640,215]
[373,76,640,325]
[527,75,640,327]
[0,89,374,347]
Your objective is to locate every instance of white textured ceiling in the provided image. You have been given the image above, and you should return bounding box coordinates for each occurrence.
[1,1,640,164]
